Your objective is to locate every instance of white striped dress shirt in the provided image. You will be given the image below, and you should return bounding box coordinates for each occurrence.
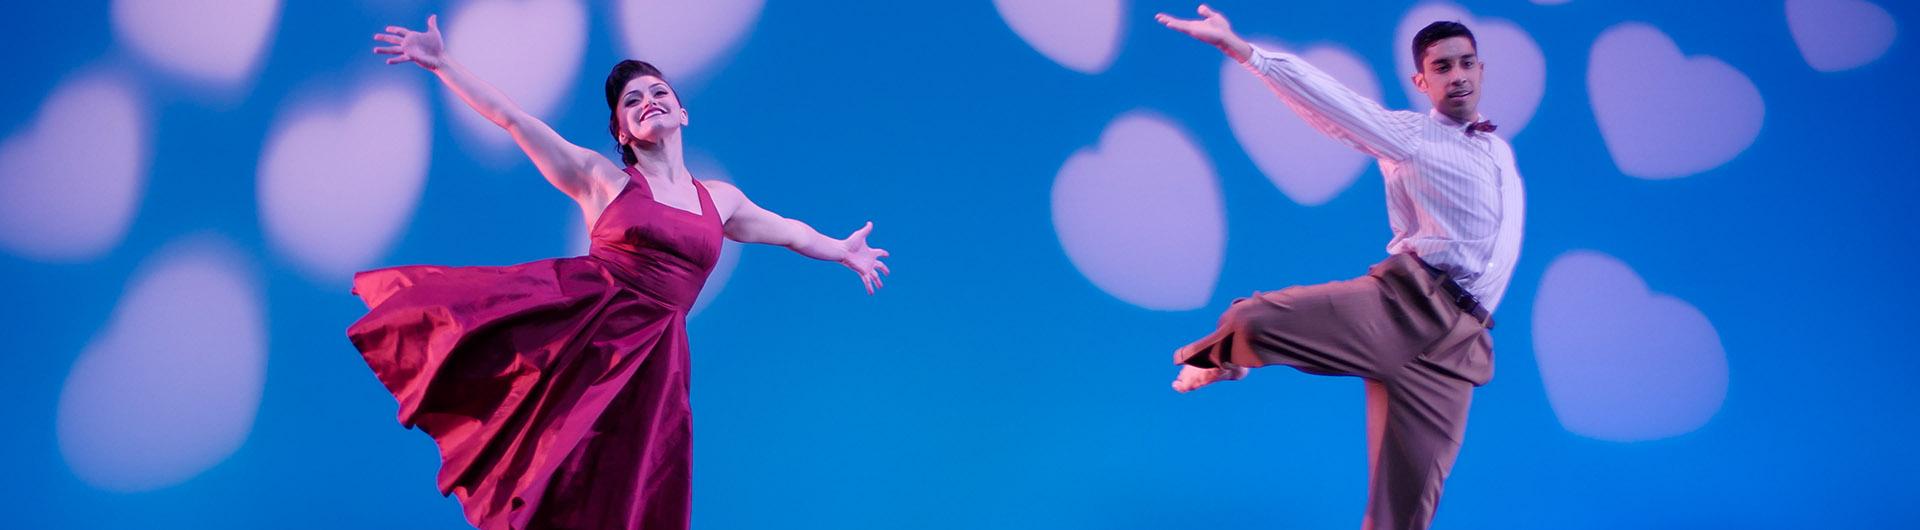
[1240,44,1525,312]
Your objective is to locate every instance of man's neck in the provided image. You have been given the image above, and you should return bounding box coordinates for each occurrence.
[1431,108,1482,126]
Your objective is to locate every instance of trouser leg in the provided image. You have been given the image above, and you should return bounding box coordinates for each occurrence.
[1173,274,1396,377]
[1362,360,1475,530]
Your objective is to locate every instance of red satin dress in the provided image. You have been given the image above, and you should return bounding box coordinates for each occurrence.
[348,166,719,529]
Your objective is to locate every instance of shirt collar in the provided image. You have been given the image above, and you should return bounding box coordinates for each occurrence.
[1429,109,1486,130]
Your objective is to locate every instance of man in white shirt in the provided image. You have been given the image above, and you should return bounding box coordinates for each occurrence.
[1159,6,1524,530]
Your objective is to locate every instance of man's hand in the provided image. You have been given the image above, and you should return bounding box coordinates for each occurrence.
[1155,4,1253,62]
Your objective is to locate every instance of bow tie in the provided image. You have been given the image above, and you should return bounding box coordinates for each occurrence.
[1465,120,1497,136]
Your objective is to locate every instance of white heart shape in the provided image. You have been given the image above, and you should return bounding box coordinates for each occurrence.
[258,78,432,283]
[111,0,280,87]
[1532,250,1728,442]
[1788,0,1899,72]
[1222,39,1382,206]
[1052,110,1224,311]
[993,0,1126,74]
[0,69,149,262]
[1394,2,1546,138]
[568,155,741,317]
[613,0,765,85]
[443,0,588,157]
[1589,22,1764,179]
[57,235,266,491]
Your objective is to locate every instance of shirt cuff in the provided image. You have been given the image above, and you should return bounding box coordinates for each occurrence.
[1240,43,1286,66]
[1237,42,1262,65]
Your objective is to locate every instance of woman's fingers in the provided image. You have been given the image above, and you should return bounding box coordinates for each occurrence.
[426,14,440,34]
[385,26,414,36]
[386,54,412,65]
[374,46,403,55]
[374,33,403,45]
[875,261,890,276]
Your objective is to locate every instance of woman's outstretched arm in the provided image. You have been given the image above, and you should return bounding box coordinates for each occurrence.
[375,15,623,205]
[704,181,891,295]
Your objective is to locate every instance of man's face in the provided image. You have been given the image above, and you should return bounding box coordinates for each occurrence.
[1413,36,1483,121]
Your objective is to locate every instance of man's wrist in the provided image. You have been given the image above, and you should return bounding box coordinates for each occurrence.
[1223,36,1253,63]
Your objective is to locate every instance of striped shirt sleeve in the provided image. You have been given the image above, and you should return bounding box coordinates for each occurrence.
[1240,44,1423,162]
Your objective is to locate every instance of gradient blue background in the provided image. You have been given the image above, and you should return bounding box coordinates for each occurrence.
[3,1,1915,528]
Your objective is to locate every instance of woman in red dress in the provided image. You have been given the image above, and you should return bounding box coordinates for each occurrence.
[352,15,890,529]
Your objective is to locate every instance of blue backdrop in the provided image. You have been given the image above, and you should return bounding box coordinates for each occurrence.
[3,0,1914,528]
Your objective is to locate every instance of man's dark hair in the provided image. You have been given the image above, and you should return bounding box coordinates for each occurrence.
[603,59,671,166]
[1412,21,1477,69]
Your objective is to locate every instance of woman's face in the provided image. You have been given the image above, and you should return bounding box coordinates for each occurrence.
[617,75,686,145]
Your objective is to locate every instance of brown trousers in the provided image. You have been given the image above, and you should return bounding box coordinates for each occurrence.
[1174,253,1493,530]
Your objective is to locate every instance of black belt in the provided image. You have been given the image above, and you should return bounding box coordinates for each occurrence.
[1414,256,1495,330]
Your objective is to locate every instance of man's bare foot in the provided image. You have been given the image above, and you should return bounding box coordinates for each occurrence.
[1172,364,1248,393]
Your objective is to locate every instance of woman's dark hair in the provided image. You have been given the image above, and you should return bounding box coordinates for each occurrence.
[1412,21,1476,69]
[604,59,670,166]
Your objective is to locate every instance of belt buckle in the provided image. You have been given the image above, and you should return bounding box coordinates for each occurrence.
[1448,283,1491,328]
[1445,280,1474,308]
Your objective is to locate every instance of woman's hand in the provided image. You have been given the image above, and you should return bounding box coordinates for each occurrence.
[374,14,448,70]
[839,222,891,295]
